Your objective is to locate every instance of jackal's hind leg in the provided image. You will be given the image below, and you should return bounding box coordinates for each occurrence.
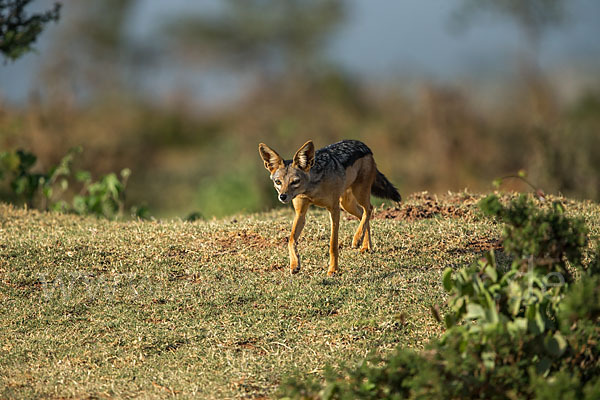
[358,204,372,253]
[351,187,373,253]
[340,191,366,249]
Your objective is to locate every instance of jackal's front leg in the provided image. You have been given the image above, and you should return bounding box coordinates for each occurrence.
[289,198,309,274]
[327,204,341,276]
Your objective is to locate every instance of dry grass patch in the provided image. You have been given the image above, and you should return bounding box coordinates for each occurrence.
[1,192,598,399]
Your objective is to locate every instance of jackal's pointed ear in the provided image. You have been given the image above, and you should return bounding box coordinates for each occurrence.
[258,143,284,173]
[292,140,315,172]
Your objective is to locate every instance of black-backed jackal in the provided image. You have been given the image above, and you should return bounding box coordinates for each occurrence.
[258,140,401,276]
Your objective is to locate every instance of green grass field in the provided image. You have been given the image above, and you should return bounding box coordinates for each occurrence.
[1,192,598,399]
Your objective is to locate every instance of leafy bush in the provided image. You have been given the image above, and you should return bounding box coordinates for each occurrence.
[0,147,78,208]
[0,147,147,219]
[279,194,600,399]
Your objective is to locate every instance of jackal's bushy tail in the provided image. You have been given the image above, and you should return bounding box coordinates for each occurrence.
[371,171,401,202]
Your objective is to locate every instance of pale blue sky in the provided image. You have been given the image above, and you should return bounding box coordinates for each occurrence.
[1,0,599,104]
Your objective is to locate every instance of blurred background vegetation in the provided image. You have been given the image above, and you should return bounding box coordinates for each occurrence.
[1,0,599,218]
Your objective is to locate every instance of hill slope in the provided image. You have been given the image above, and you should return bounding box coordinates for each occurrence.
[1,193,598,399]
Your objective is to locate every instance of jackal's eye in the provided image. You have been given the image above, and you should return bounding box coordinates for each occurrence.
[291,179,300,186]
[274,179,282,185]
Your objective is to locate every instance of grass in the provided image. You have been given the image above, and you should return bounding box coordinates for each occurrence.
[1,192,598,399]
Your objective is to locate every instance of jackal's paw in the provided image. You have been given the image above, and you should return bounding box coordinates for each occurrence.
[360,247,371,254]
[326,268,339,277]
[290,264,301,274]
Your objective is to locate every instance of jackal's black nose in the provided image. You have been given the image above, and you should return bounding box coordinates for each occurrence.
[279,193,288,202]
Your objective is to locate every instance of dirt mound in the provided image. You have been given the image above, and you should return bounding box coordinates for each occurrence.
[374,201,467,221]
[373,192,481,221]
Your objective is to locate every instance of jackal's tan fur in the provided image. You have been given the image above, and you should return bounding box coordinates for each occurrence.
[258,139,400,276]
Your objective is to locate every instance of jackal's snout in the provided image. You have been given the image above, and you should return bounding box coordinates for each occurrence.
[279,193,290,203]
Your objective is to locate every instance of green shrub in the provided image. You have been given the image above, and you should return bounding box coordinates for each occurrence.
[279,194,599,399]
[0,147,147,219]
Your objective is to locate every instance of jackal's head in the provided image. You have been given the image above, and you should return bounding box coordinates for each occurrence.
[258,140,315,204]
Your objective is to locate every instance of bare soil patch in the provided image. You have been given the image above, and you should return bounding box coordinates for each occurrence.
[213,229,273,251]
[372,191,482,221]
